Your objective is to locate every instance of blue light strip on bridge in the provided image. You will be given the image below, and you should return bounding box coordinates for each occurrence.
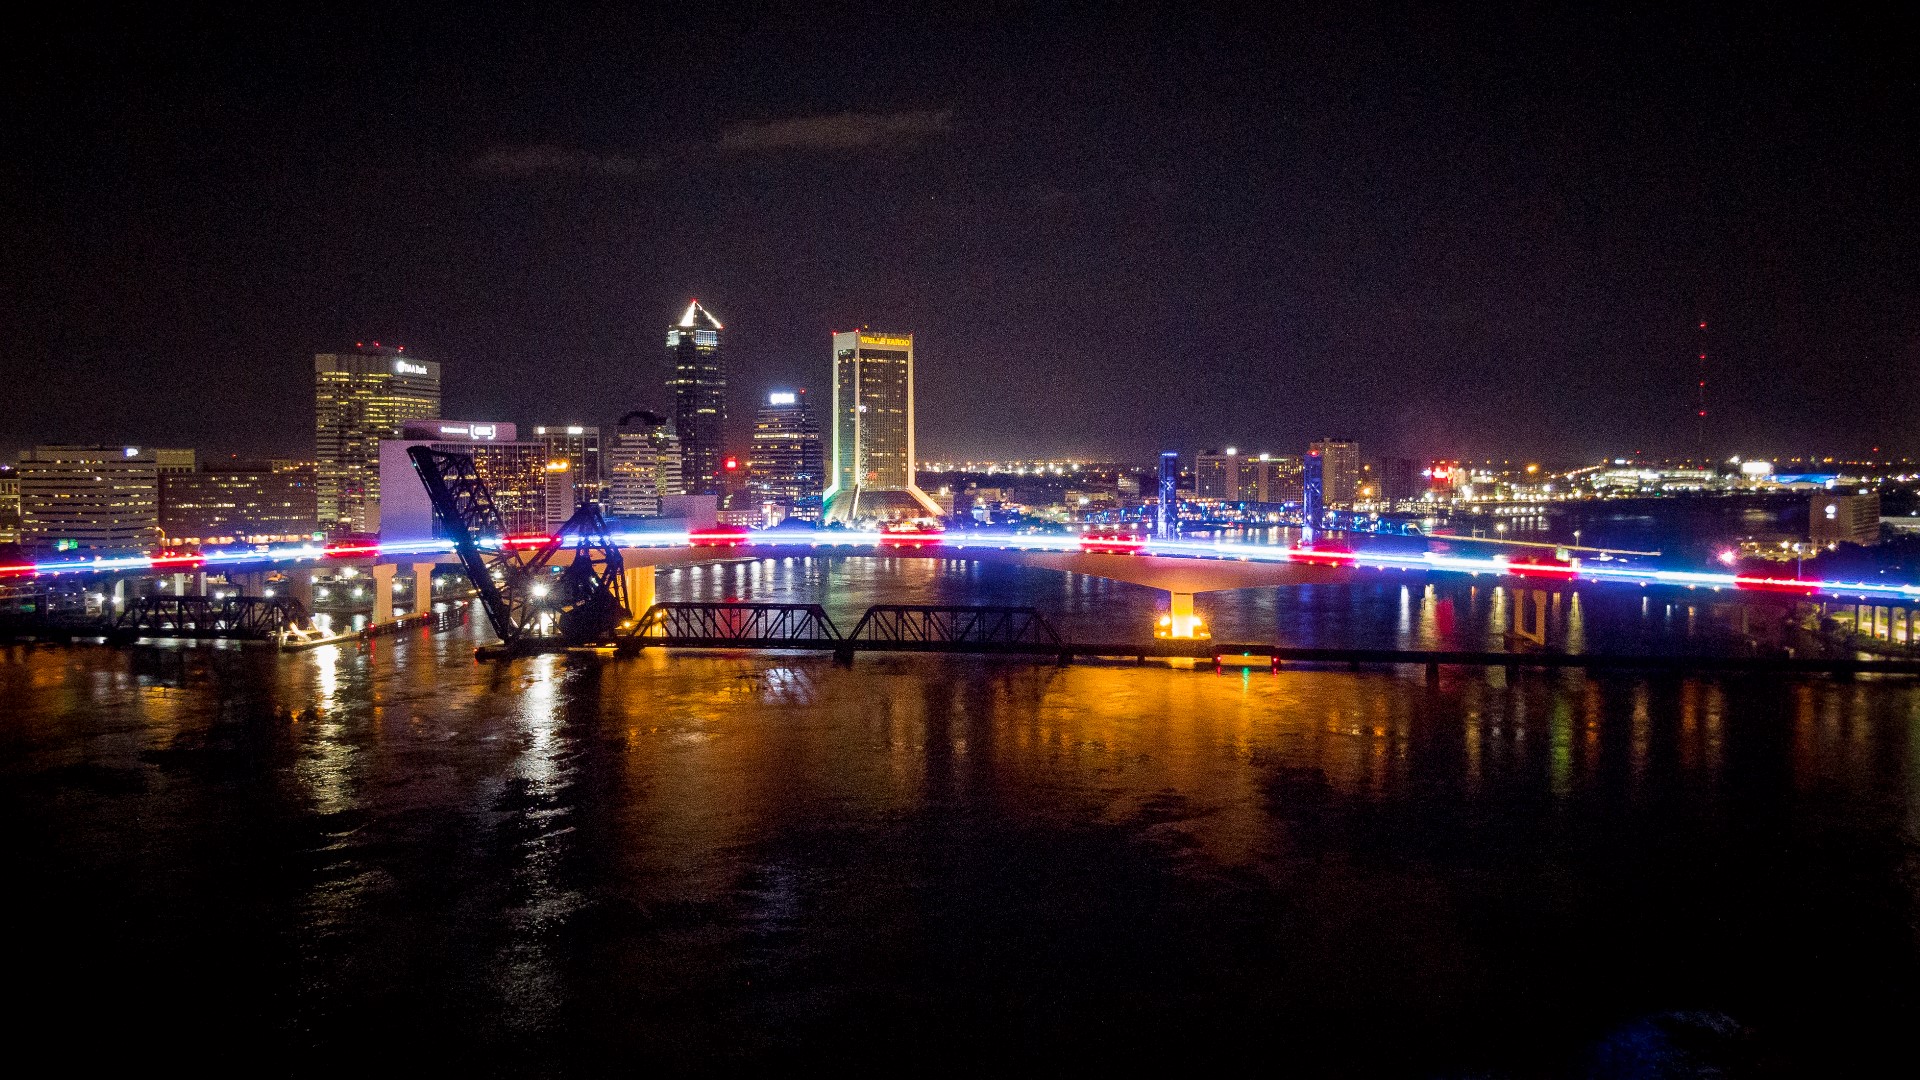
[6,532,1919,604]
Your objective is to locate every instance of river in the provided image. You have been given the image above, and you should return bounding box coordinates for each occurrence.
[3,557,1916,1074]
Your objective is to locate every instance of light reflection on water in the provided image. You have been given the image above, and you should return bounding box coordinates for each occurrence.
[2,567,1918,1072]
[655,554,1798,655]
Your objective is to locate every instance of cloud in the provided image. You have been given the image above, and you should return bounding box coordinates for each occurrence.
[468,145,647,176]
[717,109,954,152]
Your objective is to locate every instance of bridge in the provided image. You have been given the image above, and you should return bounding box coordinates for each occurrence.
[6,446,1919,658]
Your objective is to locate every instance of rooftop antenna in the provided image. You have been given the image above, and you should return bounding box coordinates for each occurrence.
[1694,318,1708,460]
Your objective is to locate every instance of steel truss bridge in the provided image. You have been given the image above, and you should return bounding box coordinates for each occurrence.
[108,595,315,642]
[616,602,1069,661]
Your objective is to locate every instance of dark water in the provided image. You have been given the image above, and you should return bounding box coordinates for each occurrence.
[659,554,1810,656]
[4,560,1917,1075]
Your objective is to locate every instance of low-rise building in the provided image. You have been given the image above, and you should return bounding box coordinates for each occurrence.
[1810,492,1881,547]
[160,460,318,545]
[17,445,194,552]
[377,421,549,539]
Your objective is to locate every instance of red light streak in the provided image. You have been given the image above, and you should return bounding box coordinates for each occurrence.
[322,544,380,558]
[1734,576,1819,595]
[689,526,750,547]
[1508,563,1576,580]
[151,553,207,568]
[502,534,556,549]
[1291,543,1354,568]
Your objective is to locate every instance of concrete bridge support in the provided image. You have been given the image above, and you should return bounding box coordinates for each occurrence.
[370,564,396,625]
[1168,592,1199,638]
[280,571,314,612]
[1509,587,1551,647]
[623,566,656,621]
[413,563,435,614]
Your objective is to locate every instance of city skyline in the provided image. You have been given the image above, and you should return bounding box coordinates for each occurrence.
[8,10,1920,1073]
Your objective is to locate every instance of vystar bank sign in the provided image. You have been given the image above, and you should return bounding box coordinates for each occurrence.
[394,360,430,376]
[438,423,499,441]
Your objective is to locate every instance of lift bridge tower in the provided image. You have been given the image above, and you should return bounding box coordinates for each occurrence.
[408,445,630,654]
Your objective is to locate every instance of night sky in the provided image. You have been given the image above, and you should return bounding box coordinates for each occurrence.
[4,3,1914,463]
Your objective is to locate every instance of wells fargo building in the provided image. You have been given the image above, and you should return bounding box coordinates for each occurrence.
[823,329,941,525]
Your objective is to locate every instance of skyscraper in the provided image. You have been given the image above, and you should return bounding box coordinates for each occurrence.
[607,410,684,518]
[1248,454,1303,504]
[666,300,727,497]
[748,390,825,521]
[0,466,20,545]
[1194,449,1243,500]
[314,345,441,535]
[1379,457,1419,508]
[823,329,941,525]
[1309,438,1360,509]
[533,425,604,510]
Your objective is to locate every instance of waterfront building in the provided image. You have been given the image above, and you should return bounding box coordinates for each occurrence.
[823,329,942,524]
[0,466,19,544]
[314,345,441,535]
[16,445,191,551]
[666,301,728,497]
[1380,457,1420,507]
[160,460,318,545]
[376,421,547,539]
[542,459,575,530]
[1309,438,1360,508]
[607,410,684,518]
[1248,454,1303,504]
[1194,449,1241,500]
[1810,492,1881,547]
[748,390,825,522]
[533,425,604,512]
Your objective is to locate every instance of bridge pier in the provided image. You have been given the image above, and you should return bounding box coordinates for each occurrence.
[280,571,314,611]
[1168,591,1199,638]
[413,563,435,614]
[623,566,656,622]
[370,564,396,625]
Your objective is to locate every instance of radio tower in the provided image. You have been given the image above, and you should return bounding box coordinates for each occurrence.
[1694,319,1708,460]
